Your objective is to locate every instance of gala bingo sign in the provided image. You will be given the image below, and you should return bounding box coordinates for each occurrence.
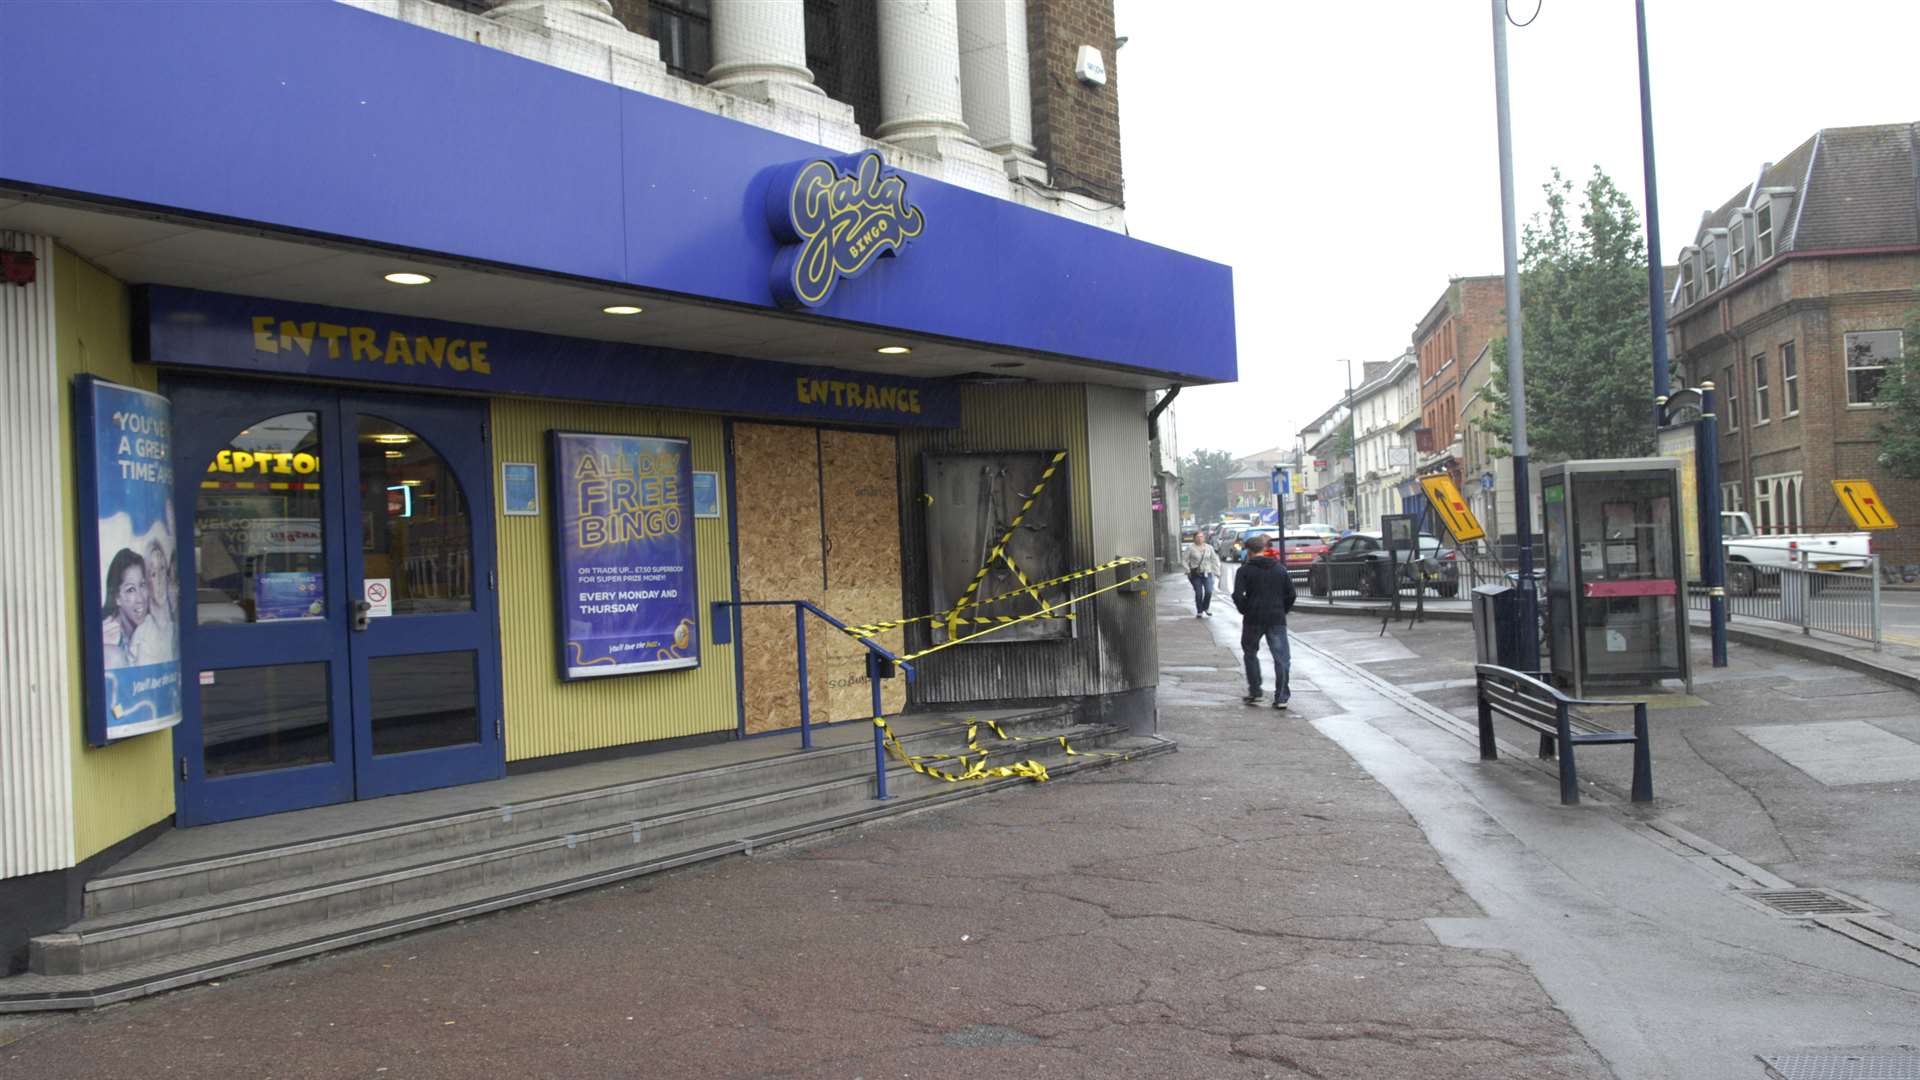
[550,431,699,680]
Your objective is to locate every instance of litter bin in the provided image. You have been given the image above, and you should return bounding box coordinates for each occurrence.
[1472,584,1530,670]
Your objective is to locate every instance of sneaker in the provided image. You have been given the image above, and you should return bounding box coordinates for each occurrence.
[1271,700,1289,711]
[1243,692,1264,706]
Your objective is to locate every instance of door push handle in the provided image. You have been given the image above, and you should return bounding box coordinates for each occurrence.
[351,600,372,632]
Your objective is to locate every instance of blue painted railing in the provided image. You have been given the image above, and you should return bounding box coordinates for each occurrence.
[718,600,915,800]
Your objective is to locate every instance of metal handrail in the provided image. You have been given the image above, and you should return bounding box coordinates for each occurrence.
[721,599,916,800]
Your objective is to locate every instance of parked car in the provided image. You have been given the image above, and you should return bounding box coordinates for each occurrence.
[1721,511,1871,595]
[1293,521,1338,541]
[1307,531,1459,598]
[1221,525,1276,564]
[1278,533,1328,582]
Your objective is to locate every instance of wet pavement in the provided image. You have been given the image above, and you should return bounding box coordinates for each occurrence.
[1,589,1611,1080]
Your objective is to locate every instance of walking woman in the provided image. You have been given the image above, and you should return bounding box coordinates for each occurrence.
[1183,533,1222,617]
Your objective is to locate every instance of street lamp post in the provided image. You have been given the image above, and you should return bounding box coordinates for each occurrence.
[1491,0,1540,671]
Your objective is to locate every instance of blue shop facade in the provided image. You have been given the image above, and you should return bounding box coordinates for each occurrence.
[0,1,1234,917]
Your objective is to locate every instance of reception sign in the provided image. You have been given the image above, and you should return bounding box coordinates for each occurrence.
[74,376,183,744]
[551,431,699,679]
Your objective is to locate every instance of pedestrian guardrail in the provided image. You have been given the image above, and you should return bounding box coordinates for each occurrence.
[1686,554,1882,650]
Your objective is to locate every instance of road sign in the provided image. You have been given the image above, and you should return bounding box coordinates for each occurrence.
[1271,468,1291,497]
[1419,475,1486,543]
[1832,479,1897,530]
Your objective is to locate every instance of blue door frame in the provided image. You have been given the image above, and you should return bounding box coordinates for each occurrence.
[169,380,504,826]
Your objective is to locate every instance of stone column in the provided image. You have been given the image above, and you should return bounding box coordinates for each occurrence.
[709,0,814,94]
[482,0,671,88]
[956,0,1045,181]
[875,0,975,148]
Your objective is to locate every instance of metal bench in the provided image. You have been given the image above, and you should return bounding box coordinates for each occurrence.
[1474,664,1652,805]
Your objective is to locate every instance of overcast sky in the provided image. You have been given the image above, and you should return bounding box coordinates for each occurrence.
[1114,0,1920,461]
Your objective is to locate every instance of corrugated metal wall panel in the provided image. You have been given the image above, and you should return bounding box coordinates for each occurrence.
[490,399,737,761]
[55,248,175,862]
[1,233,77,877]
[1083,385,1158,692]
[897,383,1104,704]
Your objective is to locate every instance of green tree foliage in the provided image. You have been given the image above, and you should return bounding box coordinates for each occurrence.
[1480,167,1656,461]
[1875,298,1920,478]
[1180,448,1237,523]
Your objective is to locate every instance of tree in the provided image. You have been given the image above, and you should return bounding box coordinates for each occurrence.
[1180,448,1236,523]
[1479,167,1657,461]
[1874,297,1920,478]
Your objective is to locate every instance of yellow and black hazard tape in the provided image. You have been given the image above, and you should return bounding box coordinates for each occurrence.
[947,450,1069,634]
[873,716,1051,784]
[894,567,1150,664]
[871,713,1124,787]
[840,555,1145,640]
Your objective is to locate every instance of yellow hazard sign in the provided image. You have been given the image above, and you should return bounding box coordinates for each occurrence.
[1420,475,1486,543]
[1833,479,1898,530]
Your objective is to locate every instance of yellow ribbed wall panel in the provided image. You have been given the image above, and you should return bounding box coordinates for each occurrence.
[53,248,176,861]
[489,399,737,761]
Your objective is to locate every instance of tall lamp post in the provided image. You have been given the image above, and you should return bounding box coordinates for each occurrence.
[1337,358,1361,530]
[1491,0,1539,670]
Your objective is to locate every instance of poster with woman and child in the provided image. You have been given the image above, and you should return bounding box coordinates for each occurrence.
[78,376,182,744]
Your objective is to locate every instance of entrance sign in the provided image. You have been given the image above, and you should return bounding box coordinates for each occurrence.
[767,150,926,310]
[1419,475,1487,544]
[551,432,699,679]
[1833,479,1897,530]
[140,287,960,429]
[74,376,182,745]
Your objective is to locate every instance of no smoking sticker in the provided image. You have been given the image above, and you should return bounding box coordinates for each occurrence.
[364,578,393,618]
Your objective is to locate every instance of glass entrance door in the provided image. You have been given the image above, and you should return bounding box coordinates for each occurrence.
[172,382,502,826]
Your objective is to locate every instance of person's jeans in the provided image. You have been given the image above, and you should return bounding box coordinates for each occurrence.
[1189,571,1214,613]
[1241,620,1290,702]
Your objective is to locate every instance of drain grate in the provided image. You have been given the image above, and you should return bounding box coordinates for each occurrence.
[1762,1054,1920,1080]
[1741,888,1876,917]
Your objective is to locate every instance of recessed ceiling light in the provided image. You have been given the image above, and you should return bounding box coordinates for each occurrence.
[602,304,644,316]
[383,449,404,459]
[989,361,1024,369]
[876,345,912,355]
[383,271,434,286]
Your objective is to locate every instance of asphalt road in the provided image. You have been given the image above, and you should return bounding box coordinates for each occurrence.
[1878,589,1920,649]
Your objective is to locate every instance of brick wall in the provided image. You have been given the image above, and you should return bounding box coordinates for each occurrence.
[1026,0,1124,205]
[1674,250,1920,564]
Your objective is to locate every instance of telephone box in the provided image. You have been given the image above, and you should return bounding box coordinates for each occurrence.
[1540,459,1692,696]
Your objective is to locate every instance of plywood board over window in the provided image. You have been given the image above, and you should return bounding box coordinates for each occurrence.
[821,429,906,722]
[731,423,905,734]
[732,423,828,735]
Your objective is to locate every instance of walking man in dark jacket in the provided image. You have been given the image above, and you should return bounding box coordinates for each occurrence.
[1230,534,1297,709]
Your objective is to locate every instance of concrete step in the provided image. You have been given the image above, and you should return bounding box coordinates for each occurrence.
[83,707,1073,919]
[0,731,1172,1011]
[37,724,1119,976]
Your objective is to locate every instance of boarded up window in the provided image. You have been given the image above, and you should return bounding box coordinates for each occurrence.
[922,451,1072,645]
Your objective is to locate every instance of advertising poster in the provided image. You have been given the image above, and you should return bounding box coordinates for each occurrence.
[76,377,183,744]
[550,432,699,679]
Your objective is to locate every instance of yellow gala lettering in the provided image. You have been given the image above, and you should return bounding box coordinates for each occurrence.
[385,331,412,366]
[251,316,278,354]
[447,340,468,371]
[469,340,490,374]
[415,336,446,368]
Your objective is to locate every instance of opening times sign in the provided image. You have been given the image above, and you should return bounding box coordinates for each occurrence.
[75,377,183,744]
[550,431,699,680]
